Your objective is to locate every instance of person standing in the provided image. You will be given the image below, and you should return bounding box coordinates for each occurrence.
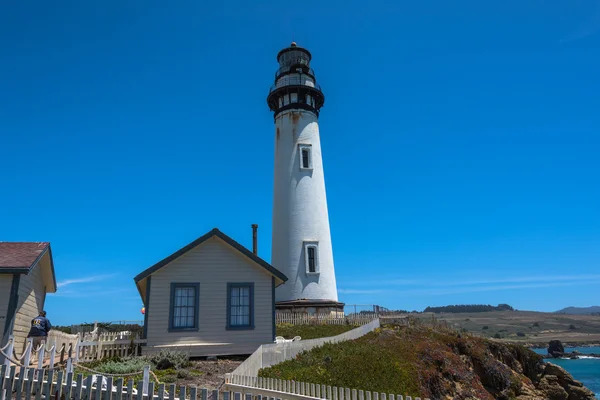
[27,311,52,351]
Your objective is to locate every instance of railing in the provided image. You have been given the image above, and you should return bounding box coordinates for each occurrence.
[275,314,377,326]
[232,319,381,377]
[224,375,430,400]
[1,332,145,370]
[269,78,321,94]
[0,364,278,400]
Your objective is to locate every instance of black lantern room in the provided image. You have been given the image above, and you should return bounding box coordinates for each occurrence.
[267,42,325,119]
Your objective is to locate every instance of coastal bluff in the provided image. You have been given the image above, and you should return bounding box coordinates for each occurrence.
[259,322,596,400]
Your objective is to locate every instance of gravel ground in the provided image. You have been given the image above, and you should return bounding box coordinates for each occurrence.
[174,358,244,390]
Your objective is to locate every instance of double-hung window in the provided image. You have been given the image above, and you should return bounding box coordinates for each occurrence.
[227,283,254,330]
[169,283,199,331]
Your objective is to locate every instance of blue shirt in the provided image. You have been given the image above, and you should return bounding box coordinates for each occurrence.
[28,316,52,337]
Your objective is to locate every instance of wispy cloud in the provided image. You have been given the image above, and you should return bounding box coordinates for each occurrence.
[393,279,600,297]
[52,287,132,298]
[342,274,600,288]
[338,274,600,298]
[57,274,118,288]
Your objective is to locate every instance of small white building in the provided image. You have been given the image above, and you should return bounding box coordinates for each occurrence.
[0,242,57,362]
[134,228,287,357]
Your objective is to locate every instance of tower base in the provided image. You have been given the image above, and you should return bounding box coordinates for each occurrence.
[276,299,345,317]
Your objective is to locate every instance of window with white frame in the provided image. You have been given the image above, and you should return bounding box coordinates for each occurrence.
[299,144,312,170]
[227,283,254,329]
[169,283,199,331]
[304,242,319,274]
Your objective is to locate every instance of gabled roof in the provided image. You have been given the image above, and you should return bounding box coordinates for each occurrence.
[134,228,288,285]
[0,242,49,272]
[0,242,57,291]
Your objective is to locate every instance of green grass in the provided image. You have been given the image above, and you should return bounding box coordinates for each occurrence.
[261,330,420,396]
[275,324,356,340]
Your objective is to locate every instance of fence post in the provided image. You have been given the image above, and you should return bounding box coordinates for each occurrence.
[66,357,74,374]
[3,336,14,371]
[142,365,150,396]
[49,342,56,369]
[75,343,80,363]
[37,342,46,369]
[23,339,33,368]
[60,344,66,364]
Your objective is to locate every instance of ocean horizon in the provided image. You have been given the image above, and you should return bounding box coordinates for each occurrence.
[533,346,600,398]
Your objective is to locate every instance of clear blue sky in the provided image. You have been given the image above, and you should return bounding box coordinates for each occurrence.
[1,0,599,325]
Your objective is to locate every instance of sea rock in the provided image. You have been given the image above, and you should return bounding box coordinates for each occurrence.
[538,363,595,400]
[548,340,565,358]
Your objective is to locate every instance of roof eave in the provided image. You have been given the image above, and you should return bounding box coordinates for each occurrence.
[0,267,29,274]
[46,244,58,293]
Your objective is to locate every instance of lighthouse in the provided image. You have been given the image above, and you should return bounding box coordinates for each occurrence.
[267,43,343,316]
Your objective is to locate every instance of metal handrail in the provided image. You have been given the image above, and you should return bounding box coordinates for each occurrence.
[269,77,322,94]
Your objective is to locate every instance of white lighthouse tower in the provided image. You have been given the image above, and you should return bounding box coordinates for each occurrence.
[267,42,343,315]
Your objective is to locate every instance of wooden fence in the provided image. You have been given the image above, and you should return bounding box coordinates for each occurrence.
[75,335,147,362]
[225,375,429,400]
[1,364,283,400]
[275,314,377,326]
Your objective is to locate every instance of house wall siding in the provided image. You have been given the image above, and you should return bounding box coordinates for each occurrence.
[0,275,13,346]
[13,261,47,352]
[145,236,274,356]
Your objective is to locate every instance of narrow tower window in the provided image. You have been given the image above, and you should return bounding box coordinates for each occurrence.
[304,242,319,274]
[299,144,312,170]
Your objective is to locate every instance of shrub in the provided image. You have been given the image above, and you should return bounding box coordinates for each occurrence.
[516,332,525,337]
[569,324,576,330]
[532,322,540,327]
[482,326,489,330]
[148,350,190,370]
[493,333,502,339]
[176,369,191,379]
[95,356,148,374]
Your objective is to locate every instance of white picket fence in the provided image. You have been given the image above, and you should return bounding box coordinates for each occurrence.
[224,375,429,400]
[0,364,284,400]
[75,333,146,362]
[275,314,377,326]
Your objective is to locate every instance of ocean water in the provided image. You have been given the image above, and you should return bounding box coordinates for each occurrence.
[532,346,600,398]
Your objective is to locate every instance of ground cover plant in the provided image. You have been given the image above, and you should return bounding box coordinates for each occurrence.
[74,350,241,389]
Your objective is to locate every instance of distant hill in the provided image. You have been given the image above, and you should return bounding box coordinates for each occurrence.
[555,306,600,315]
[423,304,514,313]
